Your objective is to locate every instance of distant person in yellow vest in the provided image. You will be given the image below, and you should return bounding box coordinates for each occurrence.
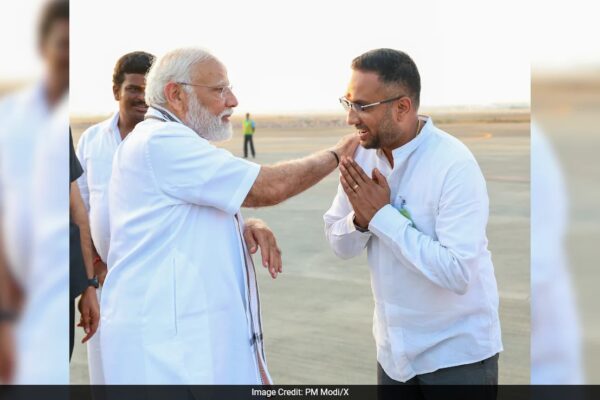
[243,112,256,158]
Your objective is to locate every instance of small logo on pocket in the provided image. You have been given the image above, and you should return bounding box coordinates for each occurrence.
[395,196,415,227]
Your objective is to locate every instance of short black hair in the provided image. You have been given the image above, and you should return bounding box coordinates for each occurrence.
[38,0,69,45]
[352,48,421,109]
[112,51,155,88]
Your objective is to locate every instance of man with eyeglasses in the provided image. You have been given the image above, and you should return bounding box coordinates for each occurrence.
[324,49,502,390]
[99,47,358,384]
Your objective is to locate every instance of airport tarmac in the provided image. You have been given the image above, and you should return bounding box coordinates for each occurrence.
[70,113,530,384]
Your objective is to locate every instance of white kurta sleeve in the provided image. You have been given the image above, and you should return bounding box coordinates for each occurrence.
[324,181,372,259]
[75,133,90,212]
[147,127,260,215]
[368,159,489,295]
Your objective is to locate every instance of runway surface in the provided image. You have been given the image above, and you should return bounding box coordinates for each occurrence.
[70,115,530,384]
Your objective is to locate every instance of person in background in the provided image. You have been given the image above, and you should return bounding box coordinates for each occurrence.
[243,112,256,158]
[75,50,154,384]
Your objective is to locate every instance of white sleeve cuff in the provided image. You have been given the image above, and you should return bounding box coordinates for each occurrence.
[346,211,372,236]
[368,204,411,240]
[329,211,372,237]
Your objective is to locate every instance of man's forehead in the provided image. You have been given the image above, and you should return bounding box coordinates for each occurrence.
[48,19,69,36]
[122,73,147,85]
[191,59,228,84]
[346,70,384,101]
[44,19,69,43]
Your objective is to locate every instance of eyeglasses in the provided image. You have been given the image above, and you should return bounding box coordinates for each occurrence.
[339,95,406,113]
[177,82,234,99]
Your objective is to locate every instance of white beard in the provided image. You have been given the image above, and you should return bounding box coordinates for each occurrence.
[185,94,233,142]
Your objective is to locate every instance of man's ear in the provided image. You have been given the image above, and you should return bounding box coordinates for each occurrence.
[113,85,120,101]
[164,82,186,114]
[394,96,413,121]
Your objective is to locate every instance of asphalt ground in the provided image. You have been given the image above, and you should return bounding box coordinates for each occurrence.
[70,118,530,384]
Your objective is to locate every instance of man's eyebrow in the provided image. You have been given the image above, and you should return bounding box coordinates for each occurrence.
[345,92,368,104]
[349,97,368,105]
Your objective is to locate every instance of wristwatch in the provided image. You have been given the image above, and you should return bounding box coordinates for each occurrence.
[87,276,99,289]
[353,216,370,233]
[0,310,16,322]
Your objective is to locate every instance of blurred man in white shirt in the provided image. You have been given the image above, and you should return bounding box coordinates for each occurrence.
[0,0,74,384]
[324,48,502,390]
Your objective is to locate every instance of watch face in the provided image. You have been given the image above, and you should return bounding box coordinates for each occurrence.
[89,276,99,288]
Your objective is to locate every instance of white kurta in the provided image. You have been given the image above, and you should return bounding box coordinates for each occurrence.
[324,117,503,382]
[76,111,121,262]
[530,122,582,383]
[101,107,270,384]
[75,111,122,385]
[0,82,48,287]
[16,95,69,384]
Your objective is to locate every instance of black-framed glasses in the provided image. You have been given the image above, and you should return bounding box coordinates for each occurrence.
[339,95,406,113]
[177,82,234,98]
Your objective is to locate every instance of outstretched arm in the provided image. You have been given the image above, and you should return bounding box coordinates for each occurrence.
[243,134,359,207]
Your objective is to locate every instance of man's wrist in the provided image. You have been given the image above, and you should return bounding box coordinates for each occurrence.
[353,216,369,232]
[328,150,340,166]
[87,276,99,289]
[0,310,17,323]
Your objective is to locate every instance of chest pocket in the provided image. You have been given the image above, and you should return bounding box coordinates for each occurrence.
[392,196,438,239]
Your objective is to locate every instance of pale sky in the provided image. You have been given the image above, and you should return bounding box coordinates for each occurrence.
[3,0,569,115]
[0,0,43,82]
[65,0,536,116]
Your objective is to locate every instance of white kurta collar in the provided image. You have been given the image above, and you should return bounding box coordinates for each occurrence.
[108,111,122,145]
[30,80,51,119]
[146,105,185,124]
[390,115,433,161]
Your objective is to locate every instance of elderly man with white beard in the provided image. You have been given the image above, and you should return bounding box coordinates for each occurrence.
[100,47,359,384]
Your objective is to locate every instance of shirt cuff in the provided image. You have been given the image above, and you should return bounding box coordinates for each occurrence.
[347,211,373,236]
[331,211,372,237]
[368,204,411,239]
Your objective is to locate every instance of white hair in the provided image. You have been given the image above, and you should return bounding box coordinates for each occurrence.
[145,47,218,107]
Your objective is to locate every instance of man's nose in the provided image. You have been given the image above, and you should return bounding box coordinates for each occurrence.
[225,91,238,108]
[346,108,360,126]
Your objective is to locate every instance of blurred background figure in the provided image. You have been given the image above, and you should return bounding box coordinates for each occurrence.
[530,121,583,383]
[532,0,600,384]
[0,0,69,384]
[243,112,256,158]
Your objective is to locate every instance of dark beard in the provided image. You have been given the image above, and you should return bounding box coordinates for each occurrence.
[363,107,394,149]
[362,134,381,149]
